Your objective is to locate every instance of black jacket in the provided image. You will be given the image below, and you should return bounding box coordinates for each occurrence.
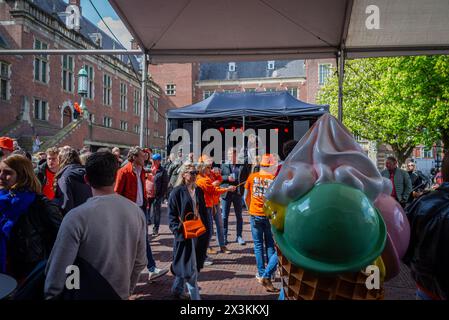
[404,182,449,299]
[7,194,63,280]
[35,162,49,188]
[220,163,251,197]
[168,185,209,272]
[154,165,169,199]
[53,164,92,215]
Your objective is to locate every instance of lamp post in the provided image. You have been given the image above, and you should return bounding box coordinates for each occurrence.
[77,67,88,119]
[435,141,442,170]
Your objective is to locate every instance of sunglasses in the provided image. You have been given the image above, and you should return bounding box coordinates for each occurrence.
[187,170,199,175]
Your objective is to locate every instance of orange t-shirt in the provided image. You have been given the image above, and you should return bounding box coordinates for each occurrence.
[209,171,223,206]
[244,171,275,216]
[42,168,56,200]
[196,174,227,208]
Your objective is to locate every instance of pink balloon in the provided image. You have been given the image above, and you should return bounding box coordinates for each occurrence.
[374,193,411,280]
[381,234,400,280]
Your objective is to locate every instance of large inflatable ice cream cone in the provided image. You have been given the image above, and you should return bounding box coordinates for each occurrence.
[264,114,410,300]
[276,246,384,300]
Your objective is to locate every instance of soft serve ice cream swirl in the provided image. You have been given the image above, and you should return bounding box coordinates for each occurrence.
[266,113,392,205]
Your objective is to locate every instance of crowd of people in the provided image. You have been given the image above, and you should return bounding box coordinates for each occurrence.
[1,133,448,300]
[0,134,292,300]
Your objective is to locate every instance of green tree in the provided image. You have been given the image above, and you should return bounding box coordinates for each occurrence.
[318,56,449,165]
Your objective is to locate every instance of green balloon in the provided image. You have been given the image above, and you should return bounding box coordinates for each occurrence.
[273,183,386,274]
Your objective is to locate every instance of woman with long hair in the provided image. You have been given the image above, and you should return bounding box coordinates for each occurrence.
[168,163,209,300]
[195,157,235,260]
[0,155,62,282]
[53,147,92,215]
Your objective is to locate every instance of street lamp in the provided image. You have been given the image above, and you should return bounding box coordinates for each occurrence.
[77,67,88,118]
[435,141,442,170]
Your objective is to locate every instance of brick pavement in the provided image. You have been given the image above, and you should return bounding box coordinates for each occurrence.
[132,204,415,300]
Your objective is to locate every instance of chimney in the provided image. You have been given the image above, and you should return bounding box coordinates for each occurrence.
[131,39,140,50]
[69,0,81,15]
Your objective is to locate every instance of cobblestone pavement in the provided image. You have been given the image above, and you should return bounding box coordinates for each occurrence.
[132,204,415,300]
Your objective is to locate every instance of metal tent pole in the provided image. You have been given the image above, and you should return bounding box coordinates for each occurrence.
[0,49,142,55]
[242,115,246,164]
[139,54,147,147]
[338,49,345,122]
[165,117,169,155]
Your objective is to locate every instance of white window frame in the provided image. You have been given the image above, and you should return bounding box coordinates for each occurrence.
[134,124,140,134]
[0,61,11,101]
[318,63,332,85]
[120,120,128,131]
[166,84,176,96]
[287,87,298,98]
[423,147,433,158]
[103,73,112,106]
[103,116,112,128]
[267,60,275,70]
[120,82,128,111]
[133,88,141,115]
[203,90,214,100]
[34,98,48,121]
[228,62,236,72]
[83,64,95,100]
[153,130,159,138]
[153,97,159,123]
[62,55,75,93]
[34,39,49,84]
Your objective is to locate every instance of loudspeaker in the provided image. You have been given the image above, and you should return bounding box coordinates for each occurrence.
[294,120,309,141]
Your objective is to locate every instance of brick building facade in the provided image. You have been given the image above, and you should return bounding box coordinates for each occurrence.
[150,59,336,111]
[0,0,166,153]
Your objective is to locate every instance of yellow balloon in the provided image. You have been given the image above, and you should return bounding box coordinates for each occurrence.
[372,256,386,283]
[264,200,286,231]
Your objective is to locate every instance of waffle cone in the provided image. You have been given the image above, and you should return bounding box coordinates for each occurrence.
[276,247,384,300]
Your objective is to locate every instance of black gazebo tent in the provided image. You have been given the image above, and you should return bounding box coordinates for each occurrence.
[165,91,328,159]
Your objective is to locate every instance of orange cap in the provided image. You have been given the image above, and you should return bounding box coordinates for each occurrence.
[198,154,212,165]
[260,154,276,167]
[0,137,14,152]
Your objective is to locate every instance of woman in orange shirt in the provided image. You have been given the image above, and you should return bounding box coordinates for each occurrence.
[209,166,231,254]
[196,160,235,258]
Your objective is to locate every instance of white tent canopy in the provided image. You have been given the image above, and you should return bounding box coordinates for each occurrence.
[110,0,449,63]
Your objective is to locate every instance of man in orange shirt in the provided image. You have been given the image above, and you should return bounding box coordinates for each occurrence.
[244,154,279,293]
[35,147,59,200]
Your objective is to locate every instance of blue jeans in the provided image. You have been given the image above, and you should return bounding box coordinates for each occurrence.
[221,192,243,240]
[212,204,225,247]
[141,206,156,271]
[172,273,201,300]
[151,197,163,233]
[279,288,285,300]
[250,215,277,278]
[206,208,214,242]
[146,198,154,225]
[171,240,200,300]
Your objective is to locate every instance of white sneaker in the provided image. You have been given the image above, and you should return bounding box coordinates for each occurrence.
[204,259,213,267]
[148,267,168,281]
